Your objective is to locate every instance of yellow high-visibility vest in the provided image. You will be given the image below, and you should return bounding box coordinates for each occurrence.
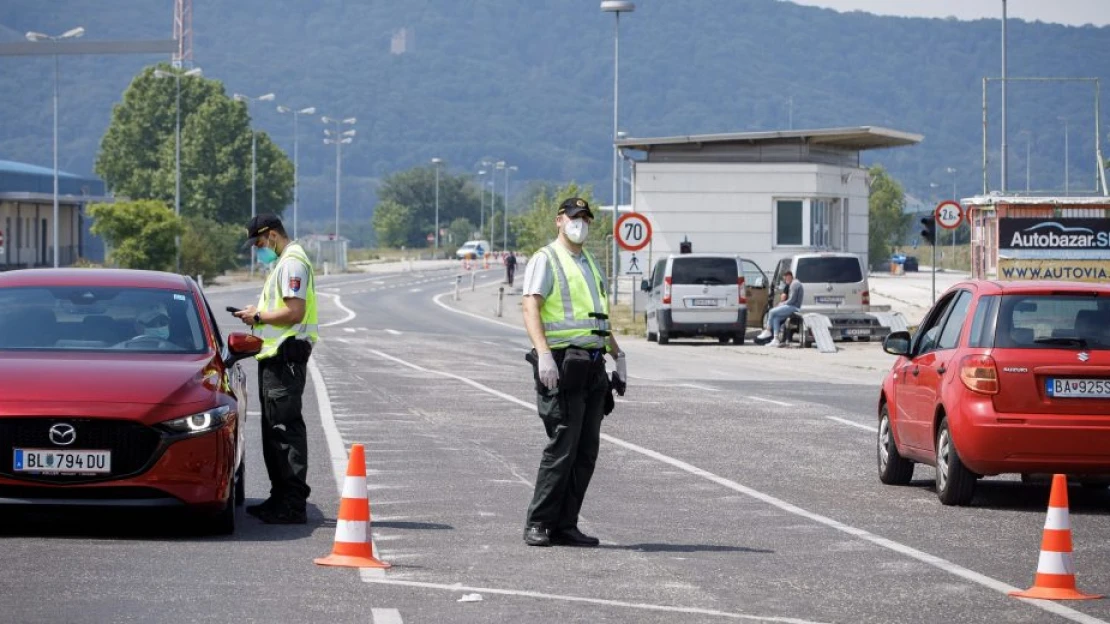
[538,242,610,351]
[256,242,318,360]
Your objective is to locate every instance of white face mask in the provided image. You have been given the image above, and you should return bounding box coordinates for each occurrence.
[563,219,589,244]
[144,326,170,340]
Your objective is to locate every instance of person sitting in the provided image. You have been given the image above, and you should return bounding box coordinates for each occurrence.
[757,271,804,348]
[122,306,172,346]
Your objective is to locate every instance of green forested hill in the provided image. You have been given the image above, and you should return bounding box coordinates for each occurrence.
[1,0,1107,232]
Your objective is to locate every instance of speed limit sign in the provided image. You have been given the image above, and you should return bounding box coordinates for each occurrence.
[615,213,652,252]
[935,201,964,230]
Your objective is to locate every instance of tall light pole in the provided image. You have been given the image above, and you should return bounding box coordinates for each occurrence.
[154,66,202,273]
[277,105,316,240]
[477,169,487,242]
[1058,116,1070,196]
[431,158,443,251]
[26,26,84,268]
[602,0,634,305]
[1001,0,1009,192]
[1018,130,1032,192]
[946,167,958,251]
[503,164,517,253]
[233,92,275,278]
[322,116,357,243]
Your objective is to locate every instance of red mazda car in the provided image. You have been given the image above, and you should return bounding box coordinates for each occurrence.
[878,280,1110,505]
[0,269,261,533]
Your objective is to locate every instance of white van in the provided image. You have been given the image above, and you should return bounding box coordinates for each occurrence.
[455,240,491,260]
[641,254,769,345]
[767,252,887,342]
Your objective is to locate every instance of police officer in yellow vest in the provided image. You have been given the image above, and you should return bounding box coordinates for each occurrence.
[521,197,627,547]
[235,214,318,524]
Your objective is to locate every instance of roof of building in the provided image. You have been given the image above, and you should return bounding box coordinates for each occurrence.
[963,195,1110,206]
[616,126,923,152]
[0,159,107,199]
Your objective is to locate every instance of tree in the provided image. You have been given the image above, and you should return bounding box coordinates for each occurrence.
[511,183,609,260]
[447,217,474,248]
[868,165,910,269]
[376,166,483,248]
[96,64,293,226]
[180,217,243,281]
[372,199,414,248]
[88,200,182,271]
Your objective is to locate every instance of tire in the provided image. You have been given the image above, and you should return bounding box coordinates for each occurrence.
[935,417,976,506]
[718,336,730,344]
[235,462,246,507]
[203,467,239,535]
[658,330,670,345]
[877,404,914,485]
[733,333,746,345]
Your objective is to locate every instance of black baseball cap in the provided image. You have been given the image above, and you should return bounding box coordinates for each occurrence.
[558,197,594,219]
[243,213,283,248]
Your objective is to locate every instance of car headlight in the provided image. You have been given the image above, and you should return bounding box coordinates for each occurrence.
[160,405,232,435]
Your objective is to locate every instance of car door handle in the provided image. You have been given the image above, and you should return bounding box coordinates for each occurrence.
[937,366,947,375]
[911,367,919,377]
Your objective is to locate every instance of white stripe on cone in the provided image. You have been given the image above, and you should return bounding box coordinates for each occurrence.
[342,476,368,499]
[1036,550,1076,576]
[1043,507,1070,531]
[335,519,368,544]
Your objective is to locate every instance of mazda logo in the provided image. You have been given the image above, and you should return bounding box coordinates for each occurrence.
[48,423,76,446]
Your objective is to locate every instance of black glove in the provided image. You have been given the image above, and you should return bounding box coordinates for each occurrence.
[610,371,626,397]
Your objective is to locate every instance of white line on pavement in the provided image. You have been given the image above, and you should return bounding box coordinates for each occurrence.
[358,347,1106,624]
[681,383,720,392]
[370,608,403,624]
[826,416,877,432]
[431,285,523,332]
[409,288,422,293]
[746,395,792,407]
[358,577,828,624]
[385,329,402,336]
[320,292,356,327]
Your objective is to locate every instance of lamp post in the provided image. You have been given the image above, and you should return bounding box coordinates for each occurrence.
[322,116,357,243]
[477,169,487,242]
[233,92,275,278]
[602,0,634,305]
[1058,116,1070,196]
[495,161,517,253]
[25,26,84,268]
[431,158,445,252]
[946,167,958,251]
[1017,130,1032,193]
[154,67,202,273]
[277,105,316,240]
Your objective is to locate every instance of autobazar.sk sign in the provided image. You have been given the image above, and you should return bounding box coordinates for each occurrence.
[1000,218,1110,251]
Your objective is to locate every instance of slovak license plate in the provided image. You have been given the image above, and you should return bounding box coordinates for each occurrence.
[842,328,871,336]
[815,296,844,304]
[13,448,111,474]
[691,299,718,307]
[1046,378,1110,399]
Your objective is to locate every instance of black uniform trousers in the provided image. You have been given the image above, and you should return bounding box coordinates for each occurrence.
[258,351,311,509]
[525,352,608,531]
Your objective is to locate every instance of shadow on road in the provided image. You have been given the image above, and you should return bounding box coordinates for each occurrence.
[600,542,773,554]
[907,478,1110,514]
[372,520,454,530]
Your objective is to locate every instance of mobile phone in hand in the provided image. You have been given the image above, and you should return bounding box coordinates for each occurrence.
[226,306,242,315]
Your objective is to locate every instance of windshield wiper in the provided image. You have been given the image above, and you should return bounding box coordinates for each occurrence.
[1033,337,1089,348]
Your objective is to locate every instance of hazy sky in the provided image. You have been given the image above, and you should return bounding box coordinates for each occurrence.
[785,0,1110,27]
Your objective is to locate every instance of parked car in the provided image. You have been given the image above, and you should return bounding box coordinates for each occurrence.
[903,256,919,272]
[0,269,261,533]
[768,252,887,342]
[877,280,1110,505]
[642,254,768,345]
[456,240,490,260]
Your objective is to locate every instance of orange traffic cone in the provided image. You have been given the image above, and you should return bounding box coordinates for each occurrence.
[1010,474,1101,600]
[483,254,489,270]
[314,444,391,569]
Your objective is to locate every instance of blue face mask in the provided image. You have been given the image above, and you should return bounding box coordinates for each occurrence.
[257,245,278,265]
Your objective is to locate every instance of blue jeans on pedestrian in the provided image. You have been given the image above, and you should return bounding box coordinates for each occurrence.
[766,305,800,337]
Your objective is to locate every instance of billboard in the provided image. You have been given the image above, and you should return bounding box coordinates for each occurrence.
[998,258,1110,283]
[999,218,1110,253]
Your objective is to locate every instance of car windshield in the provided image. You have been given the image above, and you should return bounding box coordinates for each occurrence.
[0,286,208,353]
[996,294,1110,350]
[671,258,737,285]
[795,257,863,283]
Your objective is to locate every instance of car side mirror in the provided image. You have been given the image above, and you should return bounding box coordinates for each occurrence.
[641,279,651,292]
[752,276,766,289]
[882,330,912,357]
[225,332,263,366]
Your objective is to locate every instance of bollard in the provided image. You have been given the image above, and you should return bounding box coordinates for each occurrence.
[470,272,476,291]
[454,275,461,301]
[197,274,204,290]
[496,286,504,317]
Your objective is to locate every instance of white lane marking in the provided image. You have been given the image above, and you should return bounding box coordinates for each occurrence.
[681,383,719,392]
[359,578,827,623]
[409,288,422,293]
[431,289,523,332]
[320,292,356,327]
[360,348,1106,624]
[746,395,792,407]
[385,329,402,336]
[370,608,404,624]
[343,327,356,333]
[826,416,877,432]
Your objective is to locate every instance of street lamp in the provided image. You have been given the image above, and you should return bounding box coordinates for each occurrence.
[431,158,443,251]
[322,116,356,243]
[477,169,487,242]
[946,167,958,251]
[1058,116,1070,196]
[602,0,634,305]
[1018,130,1032,193]
[233,92,275,278]
[495,161,517,253]
[25,26,84,268]
[277,105,316,240]
[154,66,202,273]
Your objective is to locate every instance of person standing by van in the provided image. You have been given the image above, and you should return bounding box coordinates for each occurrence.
[505,251,518,287]
[758,271,804,347]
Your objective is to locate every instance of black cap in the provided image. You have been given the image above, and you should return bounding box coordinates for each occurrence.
[558,197,594,219]
[243,213,283,248]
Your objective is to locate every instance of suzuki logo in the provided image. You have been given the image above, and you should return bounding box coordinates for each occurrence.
[1078,352,1090,362]
[48,423,76,446]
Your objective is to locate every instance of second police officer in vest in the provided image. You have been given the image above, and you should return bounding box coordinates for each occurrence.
[234,214,319,524]
[521,197,627,547]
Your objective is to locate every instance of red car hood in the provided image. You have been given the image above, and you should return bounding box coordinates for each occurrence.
[0,353,221,422]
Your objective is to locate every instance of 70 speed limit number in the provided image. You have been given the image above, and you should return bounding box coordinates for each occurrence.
[615,213,652,252]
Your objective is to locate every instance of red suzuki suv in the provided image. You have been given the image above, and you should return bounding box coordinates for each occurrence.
[878,280,1110,505]
[0,269,261,533]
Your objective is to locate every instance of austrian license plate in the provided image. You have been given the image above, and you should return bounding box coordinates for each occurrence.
[1046,378,1110,399]
[815,296,844,304]
[13,448,112,474]
[691,299,719,307]
[842,328,871,336]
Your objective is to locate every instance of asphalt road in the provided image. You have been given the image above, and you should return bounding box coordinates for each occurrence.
[3,264,1110,624]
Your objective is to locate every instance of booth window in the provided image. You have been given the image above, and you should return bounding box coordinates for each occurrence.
[776,200,804,246]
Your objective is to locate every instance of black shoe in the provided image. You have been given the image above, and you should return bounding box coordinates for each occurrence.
[551,527,599,547]
[245,497,280,518]
[523,525,551,547]
[256,503,307,525]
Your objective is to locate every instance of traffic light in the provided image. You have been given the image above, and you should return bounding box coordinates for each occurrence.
[920,216,936,246]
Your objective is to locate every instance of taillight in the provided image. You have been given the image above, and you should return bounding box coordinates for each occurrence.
[862,289,870,306]
[960,354,999,395]
[738,276,747,304]
[663,276,672,304]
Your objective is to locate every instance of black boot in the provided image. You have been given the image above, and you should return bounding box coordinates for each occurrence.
[551,526,599,547]
[523,524,551,547]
